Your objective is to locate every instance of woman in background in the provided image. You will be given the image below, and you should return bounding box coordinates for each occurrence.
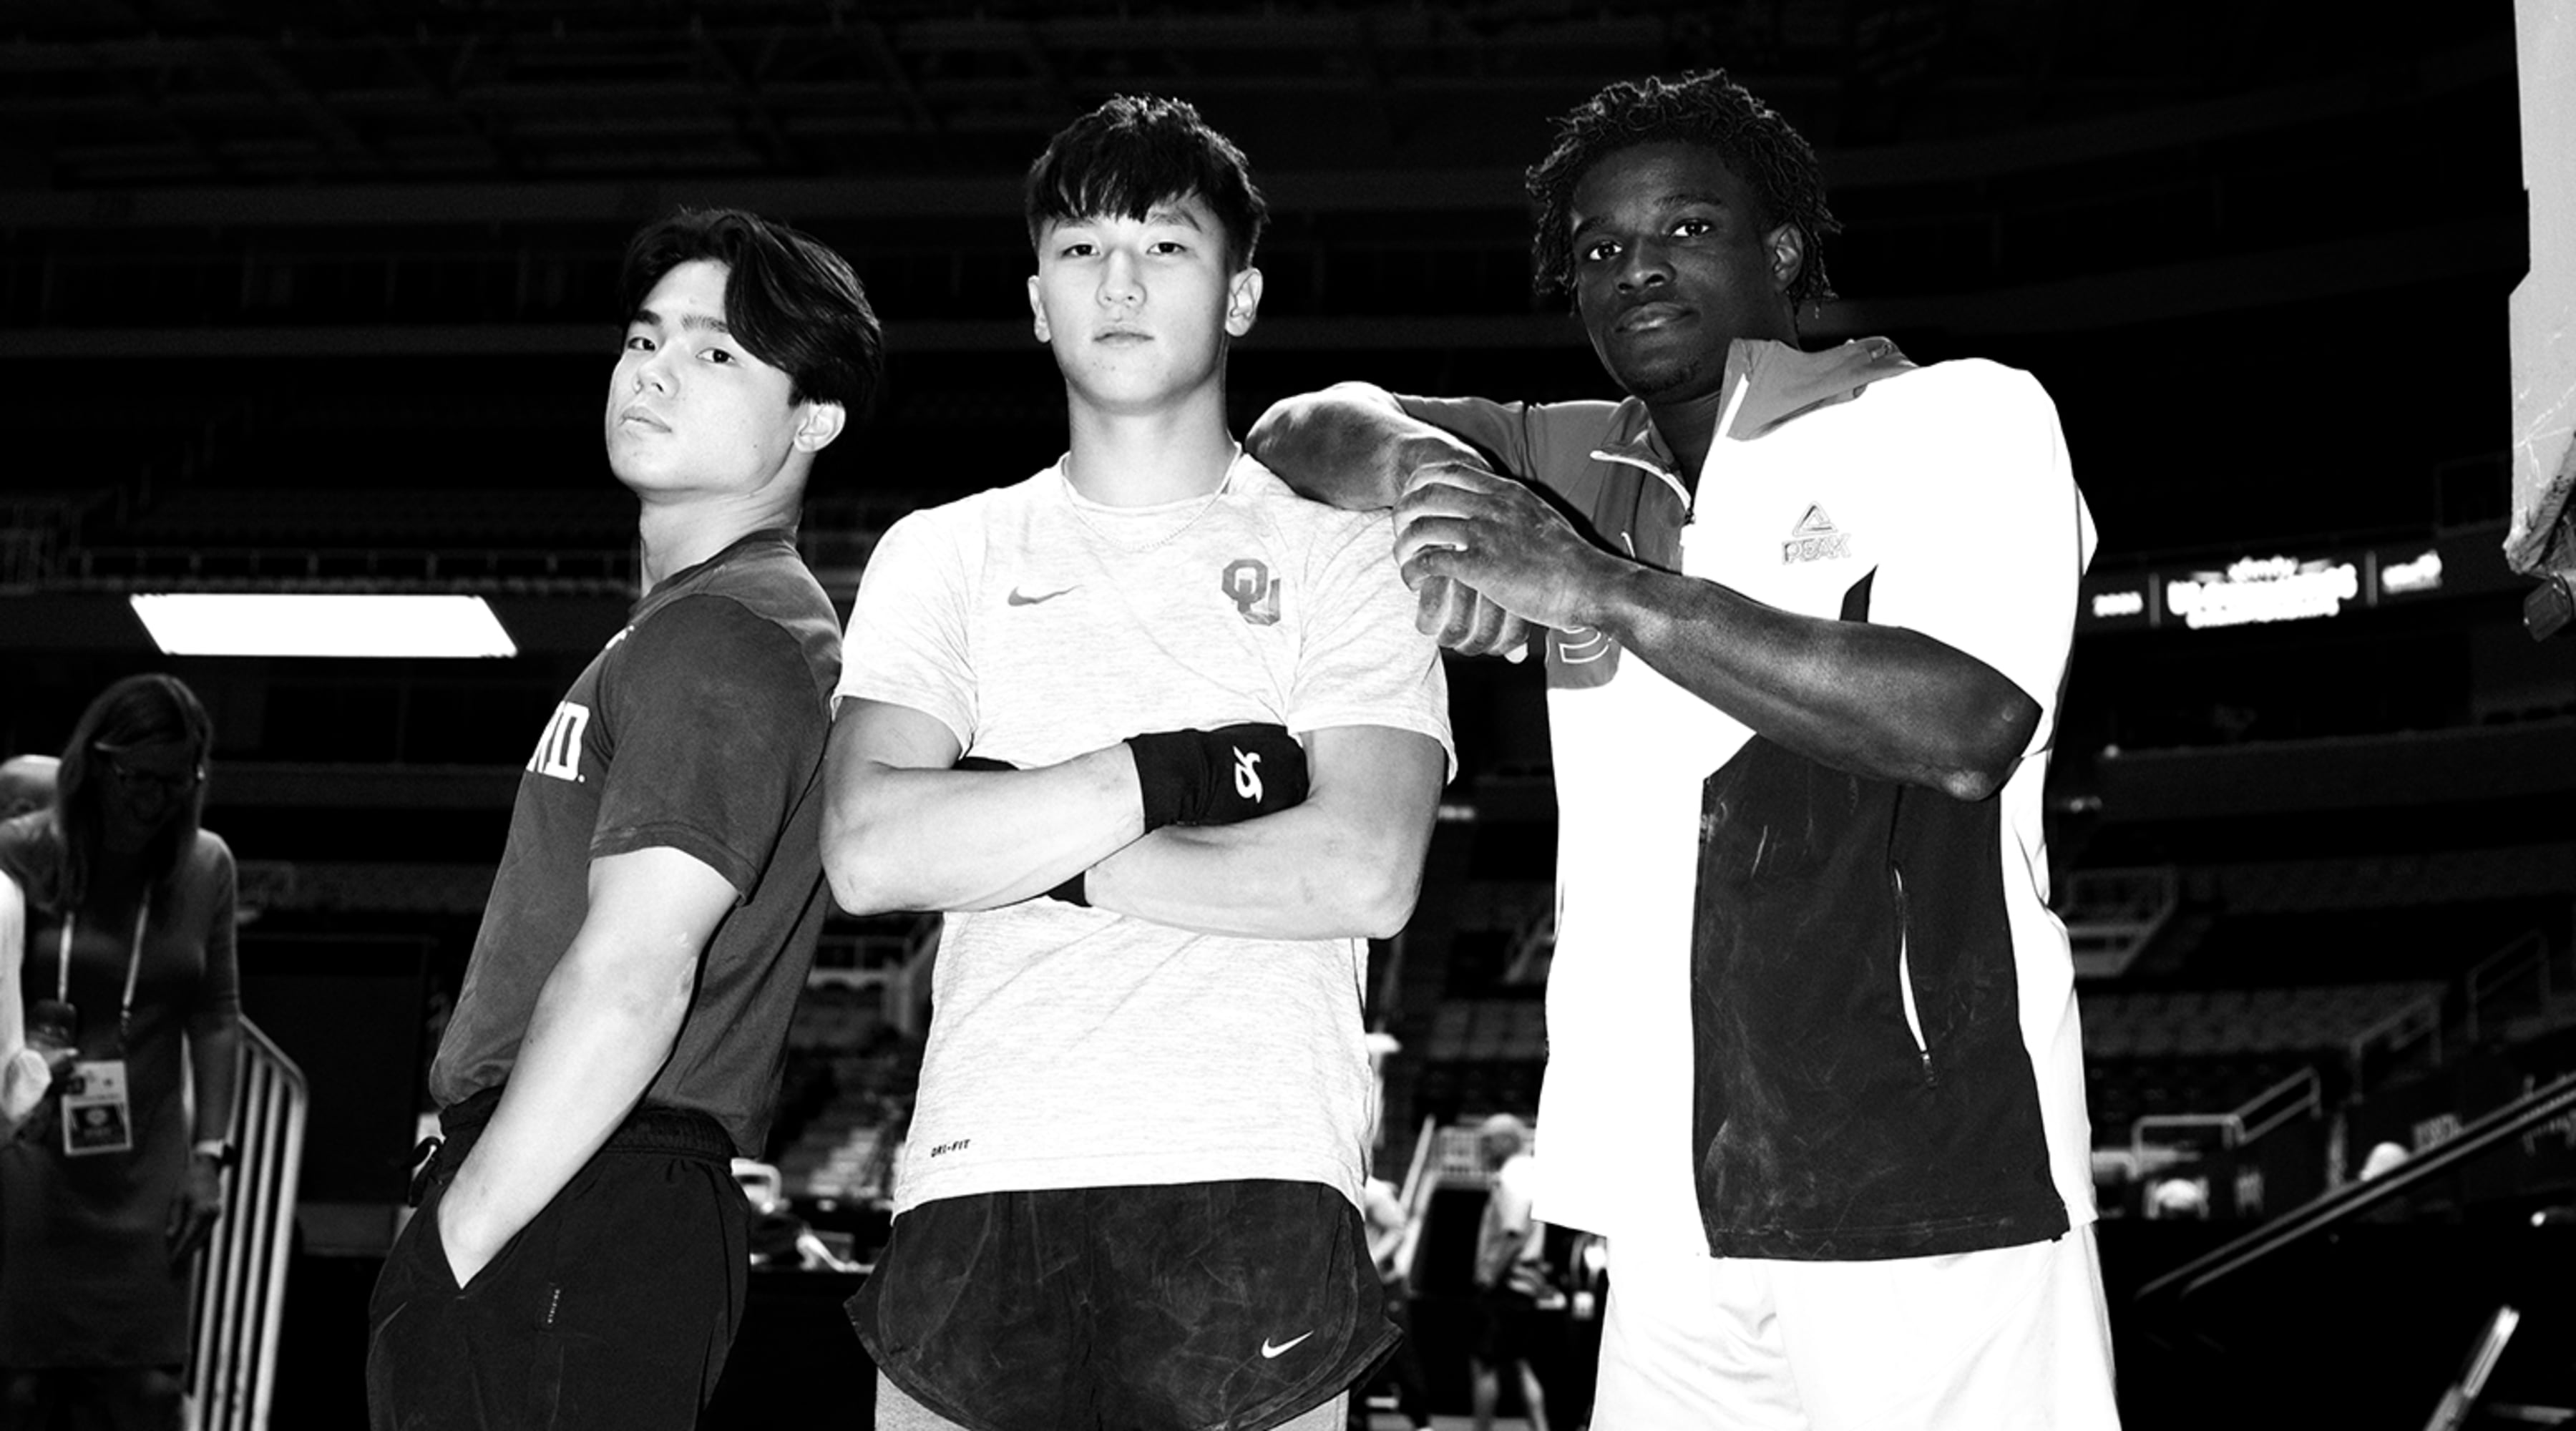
[0,674,240,1431]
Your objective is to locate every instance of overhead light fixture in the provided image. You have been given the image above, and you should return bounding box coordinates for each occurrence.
[128,593,519,658]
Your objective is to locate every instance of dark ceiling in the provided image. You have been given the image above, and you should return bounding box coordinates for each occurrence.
[0,0,2552,855]
[0,1,2504,185]
[0,0,2534,567]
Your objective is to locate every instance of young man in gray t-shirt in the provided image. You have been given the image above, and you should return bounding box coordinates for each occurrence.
[824,96,1453,1431]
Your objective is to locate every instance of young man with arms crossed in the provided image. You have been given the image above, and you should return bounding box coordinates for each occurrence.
[366,207,881,1430]
[826,95,1453,1431]
[1251,70,2116,1430]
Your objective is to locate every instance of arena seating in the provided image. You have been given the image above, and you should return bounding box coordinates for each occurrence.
[125,487,633,547]
[1421,998,1548,1063]
[768,966,919,1210]
[2080,982,2446,1063]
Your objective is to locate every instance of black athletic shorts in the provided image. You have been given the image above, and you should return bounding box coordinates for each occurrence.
[848,1179,1394,1431]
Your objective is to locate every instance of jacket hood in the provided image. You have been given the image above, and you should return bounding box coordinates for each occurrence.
[1719,335,1915,441]
[1594,336,1916,471]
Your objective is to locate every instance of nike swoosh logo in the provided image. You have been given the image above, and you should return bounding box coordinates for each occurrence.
[1007,586,1075,606]
[1259,1331,1313,1359]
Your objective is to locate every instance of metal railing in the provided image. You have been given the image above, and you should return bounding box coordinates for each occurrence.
[1391,1116,1441,1291]
[2347,986,2446,1094]
[1500,907,1556,987]
[2060,866,2179,980]
[2137,1069,2576,1307]
[2465,929,2552,1045]
[887,917,942,1038]
[2131,1065,2323,1163]
[186,1017,308,1431]
[0,499,77,591]
[2126,1068,2325,1220]
[803,917,935,995]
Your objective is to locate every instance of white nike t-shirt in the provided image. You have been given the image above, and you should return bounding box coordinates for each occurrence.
[838,454,1454,1213]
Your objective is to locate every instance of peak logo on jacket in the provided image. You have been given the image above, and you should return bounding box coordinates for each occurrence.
[1782,505,1853,565]
[527,702,590,783]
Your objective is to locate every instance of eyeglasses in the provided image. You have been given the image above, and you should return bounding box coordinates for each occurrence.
[101,761,203,798]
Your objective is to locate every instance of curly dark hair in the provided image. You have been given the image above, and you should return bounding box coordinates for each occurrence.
[1526,69,1840,310]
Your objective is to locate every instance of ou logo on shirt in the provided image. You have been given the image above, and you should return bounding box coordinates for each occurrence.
[1220,559,1282,627]
[527,701,590,783]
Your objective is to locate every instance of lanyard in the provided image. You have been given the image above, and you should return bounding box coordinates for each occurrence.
[58,897,151,1047]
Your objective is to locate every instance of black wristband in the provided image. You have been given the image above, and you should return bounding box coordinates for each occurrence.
[1124,730,1200,831]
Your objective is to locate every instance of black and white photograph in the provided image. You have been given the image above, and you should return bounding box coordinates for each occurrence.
[1,2,2572,1427]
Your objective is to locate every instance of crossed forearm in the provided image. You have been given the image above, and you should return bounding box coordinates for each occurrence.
[825,749,1143,915]
[1089,724,1438,938]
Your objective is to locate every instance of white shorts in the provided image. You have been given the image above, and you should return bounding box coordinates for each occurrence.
[1590,1227,2119,1430]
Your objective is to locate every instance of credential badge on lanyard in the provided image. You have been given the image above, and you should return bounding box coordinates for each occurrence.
[57,902,147,1158]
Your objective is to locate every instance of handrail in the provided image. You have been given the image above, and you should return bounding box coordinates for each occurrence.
[2056,865,2176,918]
[2422,1304,2522,1431]
[1396,1114,1438,1213]
[2129,1067,2320,1158]
[2238,1066,2323,1144]
[2464,930,2550,1044]
[2137,1069,2576,1307]
[2130,1111,2242,1155]
[1390,1115,1440,1289]
[187,1016,309,1431]
[804,923,921,993]
[2060,866,2179,979]
[2346,987,2444,1092]
[888,916,941,1037]
[1500,907,1556,987]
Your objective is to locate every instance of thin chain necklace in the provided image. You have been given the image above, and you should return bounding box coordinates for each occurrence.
[1060,442,1244,553]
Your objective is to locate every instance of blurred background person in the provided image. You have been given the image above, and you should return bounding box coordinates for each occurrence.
[1350,1030,1435,1431]
[0,675,241,1431]
[4,756,65,1136]
[1349,1170,1436,1431]
[1471,1113,1553,1431]
[0,759,57,822]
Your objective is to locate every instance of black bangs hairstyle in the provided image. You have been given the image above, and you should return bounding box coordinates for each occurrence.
[1526,69,1842,310]
[44,673,215,912]
[618,207,884,418]
[1024,94,1269,273]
